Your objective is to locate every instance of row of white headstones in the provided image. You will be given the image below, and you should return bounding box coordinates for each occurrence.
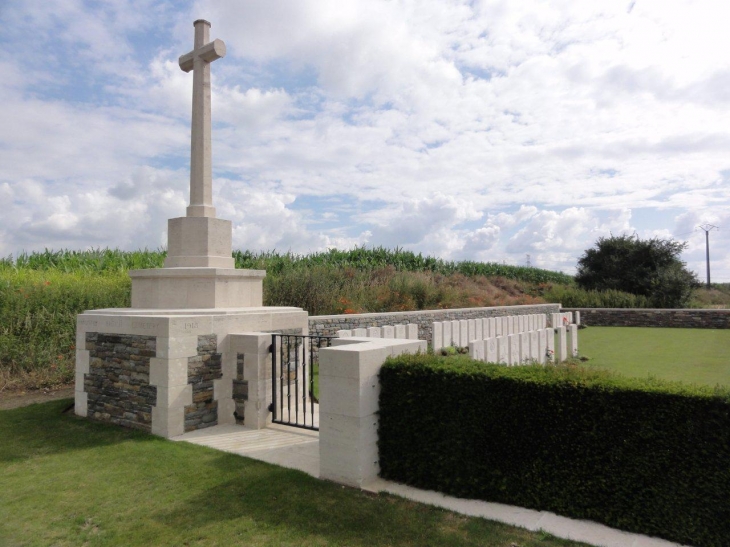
[334,311,581,366]
[434,312,580,365]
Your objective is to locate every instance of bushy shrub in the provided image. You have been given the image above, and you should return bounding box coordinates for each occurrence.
[263,266,348,316]
[378,354,730,547]
[576,235,699,308]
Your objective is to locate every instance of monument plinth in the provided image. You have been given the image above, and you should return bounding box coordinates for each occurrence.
[129,19,261,309]
[75,20,308,438]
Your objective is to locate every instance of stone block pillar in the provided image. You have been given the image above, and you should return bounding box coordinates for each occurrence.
[149,336,199,437]
[318,338,426,488]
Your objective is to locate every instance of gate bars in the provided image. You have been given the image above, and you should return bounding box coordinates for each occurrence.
[269,334,334,431]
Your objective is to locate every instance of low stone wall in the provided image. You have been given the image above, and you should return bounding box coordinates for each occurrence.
[84,333,157,432]
[563,308,730,329]
[309,303,560,346]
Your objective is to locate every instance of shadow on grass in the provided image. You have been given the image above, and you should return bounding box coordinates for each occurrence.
[0,398,159,464]
[150,447,584,547]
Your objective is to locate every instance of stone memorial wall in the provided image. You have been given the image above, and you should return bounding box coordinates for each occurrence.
[563,308,730,329]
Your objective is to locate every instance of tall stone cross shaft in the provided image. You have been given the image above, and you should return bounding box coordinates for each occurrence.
[179,19,226,218]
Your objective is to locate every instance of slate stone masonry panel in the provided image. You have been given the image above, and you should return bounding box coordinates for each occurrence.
[233,353,247,425]
[184,334,223,432]
[84,332,157,432]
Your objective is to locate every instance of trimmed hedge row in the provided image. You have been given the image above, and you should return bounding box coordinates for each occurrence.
[378,355,730,547]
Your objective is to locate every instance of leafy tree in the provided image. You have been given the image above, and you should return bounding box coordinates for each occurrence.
[575,234,699,308]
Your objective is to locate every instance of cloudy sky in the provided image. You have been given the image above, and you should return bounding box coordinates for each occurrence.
[2,0,729,279]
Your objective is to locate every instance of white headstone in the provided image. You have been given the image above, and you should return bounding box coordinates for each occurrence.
[395,324,407,339]
[537,329,547,364]
[494,318,502,337]
[442,321,452,347]
[529,330,539,361]
[337,330,352,338]
[475,318,483,341]
[459,320,469,346]
[468,319,477,342]
[518,332,529,363]
[407,324,418,340]
[556,326,567,362]
[546,328,555,363]
[485,337,498,363]
[368,327,381,338]
[470,340,484,361]
[382,325,395,339]
[497,336,509,364]
[353,328,367,337]
[508,334,520,365]
[450,321,459,345]
[432,322,443,350]
[568,324,579,357]
[575,311,581,326]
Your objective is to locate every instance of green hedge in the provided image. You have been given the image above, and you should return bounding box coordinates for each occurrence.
[378,354,730,547]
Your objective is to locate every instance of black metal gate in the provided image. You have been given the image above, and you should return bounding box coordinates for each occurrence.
[269,334,334,431]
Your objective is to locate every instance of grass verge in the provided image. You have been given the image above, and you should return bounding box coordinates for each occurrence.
[0,399,588,547]
[578,326,730,387]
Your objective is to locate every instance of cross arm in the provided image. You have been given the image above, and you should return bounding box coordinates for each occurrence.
[179,39,227,72]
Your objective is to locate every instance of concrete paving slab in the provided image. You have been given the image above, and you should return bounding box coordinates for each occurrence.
[363,478,690,547]
[172,423,319,477]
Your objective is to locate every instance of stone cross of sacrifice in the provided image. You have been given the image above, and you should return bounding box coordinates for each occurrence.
[179,19,226,218]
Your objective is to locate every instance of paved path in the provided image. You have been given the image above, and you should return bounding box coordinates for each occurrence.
[173,424,689,547]
[173,423,319,477]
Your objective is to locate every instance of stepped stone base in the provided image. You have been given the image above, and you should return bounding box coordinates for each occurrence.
[129,267,265,309]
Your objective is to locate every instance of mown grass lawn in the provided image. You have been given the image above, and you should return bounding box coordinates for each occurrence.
[0,399,588,547]
[578,326,730,387]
